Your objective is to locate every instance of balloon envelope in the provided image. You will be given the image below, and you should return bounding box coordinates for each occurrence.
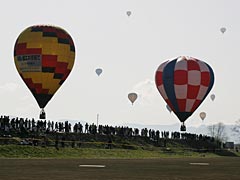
[200,112,206,120]
[14,25,75,109]
[220,27,226,34]
[155,56,214,123]
[95,68,102,76]
[128,93,137,105]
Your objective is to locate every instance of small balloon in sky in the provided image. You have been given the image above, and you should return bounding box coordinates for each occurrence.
[200,112,206,121]
[210,94,215,101]
[220,27,226,34]
[95,68,103,76]
[128,92,137,105]
[126,11,131,17]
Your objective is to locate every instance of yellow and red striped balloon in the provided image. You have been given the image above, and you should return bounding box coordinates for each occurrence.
[14,25,75,110]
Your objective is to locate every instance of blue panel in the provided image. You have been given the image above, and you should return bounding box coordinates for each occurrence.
[162,58,179,112]
[206,63,215,96]
[198,63,215,105]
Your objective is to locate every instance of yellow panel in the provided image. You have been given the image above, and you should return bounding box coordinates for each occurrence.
[57,53,75,63]
[40,73,61,94]
[26,42,43,49]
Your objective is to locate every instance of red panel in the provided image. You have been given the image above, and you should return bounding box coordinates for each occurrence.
[174,70,187,85]
[15,42,42,55]
[191,99,201,112]
[42,89,49,94]
[25,48,42,54]
[188,60,200,71]
[55,62,68,74]
[23,78,34,89]
[16,43,27,50]
[43,27,57,33]
[187,85,200,99]
[42,55,58,67]
[177,99,186,112]
[201,72,210,86]
[15,49,27,55]
[155,72,163,86]
[34,83,43,94]
[62,69,71,81]
[56,31,68,39]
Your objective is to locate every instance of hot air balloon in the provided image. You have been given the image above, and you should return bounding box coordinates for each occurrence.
[14,25,75,119]
[200,112,206,121]
[95,68,102,76]
[128,92,137,105]
[126,11,131,17]
[220,27,226,34]
[210,94,215,101]
[166,104,172,113]
[155,56,214,131]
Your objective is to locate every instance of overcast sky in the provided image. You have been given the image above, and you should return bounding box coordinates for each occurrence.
[0,0,239,128]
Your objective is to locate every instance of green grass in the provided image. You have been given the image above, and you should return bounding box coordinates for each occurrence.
[0,145,222,159]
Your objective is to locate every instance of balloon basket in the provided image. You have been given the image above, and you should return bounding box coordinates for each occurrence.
[39,109,46,119]
[180,124,186,131]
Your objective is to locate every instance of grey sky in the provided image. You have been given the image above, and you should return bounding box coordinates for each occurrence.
[0,0,239,127]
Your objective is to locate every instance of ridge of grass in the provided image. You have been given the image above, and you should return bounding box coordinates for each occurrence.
[0,145,223,159]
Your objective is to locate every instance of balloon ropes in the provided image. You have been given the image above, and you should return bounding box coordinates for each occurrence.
[128,92,138,105]
[155,56,214,131]
[14,25,75,119]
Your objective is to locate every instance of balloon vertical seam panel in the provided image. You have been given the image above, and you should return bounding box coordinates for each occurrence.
[14,25,75,108]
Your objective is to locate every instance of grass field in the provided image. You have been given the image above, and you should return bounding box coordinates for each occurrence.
[0,157,240,180]
[0,145,239,179]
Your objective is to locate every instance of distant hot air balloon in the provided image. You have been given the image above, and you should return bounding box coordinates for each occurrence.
[200,112,206,121]
[128,92,138,105]
[155,56,214,131]
[14,25,75,119]
[220,27,226,34]
[166,104,172,113]
[210,94,215,101]
[126,11,131,17]
[95,68,102,76]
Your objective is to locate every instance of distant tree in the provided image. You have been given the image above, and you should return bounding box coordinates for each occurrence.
[208,122,228,142]
[232,119,240,142]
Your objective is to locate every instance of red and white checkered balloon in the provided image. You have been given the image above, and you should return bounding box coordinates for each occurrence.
[155,56,214,123]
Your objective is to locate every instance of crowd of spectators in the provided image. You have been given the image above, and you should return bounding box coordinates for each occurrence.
[0,115,215,143]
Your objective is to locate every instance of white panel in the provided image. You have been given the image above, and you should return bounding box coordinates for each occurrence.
[157,60,169,72]
[185,99,195,112]
[198,61,209,72]
[174,84,187,99]
[175,59,187,71]
[157,85,168,100]
[196,85,208,100]
[188,70,201,85]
